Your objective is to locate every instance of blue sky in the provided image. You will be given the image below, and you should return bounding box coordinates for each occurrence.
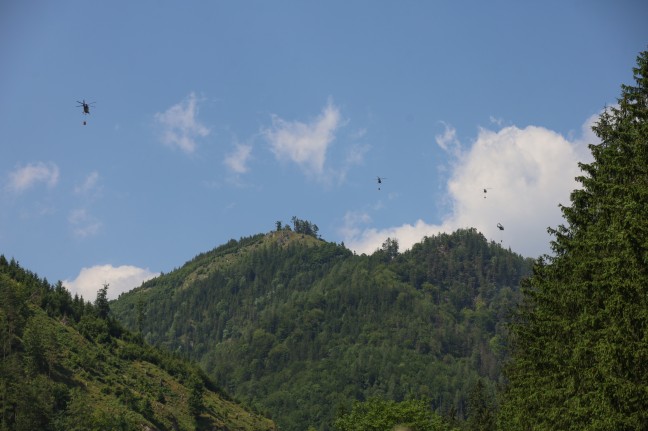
[1,1,647,300]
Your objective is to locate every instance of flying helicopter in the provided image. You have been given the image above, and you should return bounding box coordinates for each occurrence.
[483,187,493,198]
[76,100,95,125]
[497,223,504,231]
[376,176,387,190]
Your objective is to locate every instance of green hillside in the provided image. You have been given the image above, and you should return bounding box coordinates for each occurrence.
[111,226,533,430]
[0,256,275,431]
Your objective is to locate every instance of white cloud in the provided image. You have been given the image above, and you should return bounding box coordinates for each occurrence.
[339,211,372,240]
[154,92,210,154]
[572,111,600,161]
[74,171,100,195]
[435,122,462,158]
[263,99,342,179]
[342,116,599,258]
[224,143,252,174]
[489,116,504,127]
[68,208,102,238]
[345,143,370,167]
[63,264,159,301]
[6,162,59,193]
[350,127,367,140]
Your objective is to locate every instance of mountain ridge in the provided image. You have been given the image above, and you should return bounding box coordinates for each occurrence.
[111,226,533,431]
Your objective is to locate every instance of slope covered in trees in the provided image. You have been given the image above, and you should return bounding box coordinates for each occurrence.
[111,227,533,430]
[499,50,648,430]
[0,256,275,431]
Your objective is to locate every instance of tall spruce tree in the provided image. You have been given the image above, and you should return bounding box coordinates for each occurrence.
[95,283,110,320]
[500,51,648,430]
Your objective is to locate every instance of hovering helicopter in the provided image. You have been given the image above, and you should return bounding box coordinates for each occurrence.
[76,100,95,125]
[497,223,504,231]
[483,187,493,198]
[376,176,387,190]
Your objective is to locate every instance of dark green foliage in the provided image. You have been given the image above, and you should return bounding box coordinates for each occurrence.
[95,283,111,320]
[500,51,648,430]
[61,388,97,431]
[466,380,495,431]
[136,298,145,335]
[0,255,275,431]
[379,237,399,262]
[334,398,456,431]
[187,373,205,418]
[112,227,533,430]
[22,314,59,376]
[77,314,111,343]
[291,215,320,238]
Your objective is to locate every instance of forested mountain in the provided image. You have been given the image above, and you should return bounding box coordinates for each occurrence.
[0,256,275,431]
[111,226,533,431]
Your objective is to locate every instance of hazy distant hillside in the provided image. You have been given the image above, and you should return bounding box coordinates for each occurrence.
[0,256,275,431]
[112,226,534,431]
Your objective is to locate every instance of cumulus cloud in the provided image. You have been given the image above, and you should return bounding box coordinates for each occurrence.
[154,92,210,154]
[342,116,599,259]
[63,264,159,301]
[6,162,59,193]
[263,99,342,179]
[224,143,253,174]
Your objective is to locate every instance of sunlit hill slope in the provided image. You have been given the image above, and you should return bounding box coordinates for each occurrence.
[0,256,275,431]
[111,224,534,431]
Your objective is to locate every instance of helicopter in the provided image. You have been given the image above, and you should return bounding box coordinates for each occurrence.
[376,176,387,190]
[77,100,95,114]
[77,100,95,125]
[497,223,504,231]
[483,187,493,198]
